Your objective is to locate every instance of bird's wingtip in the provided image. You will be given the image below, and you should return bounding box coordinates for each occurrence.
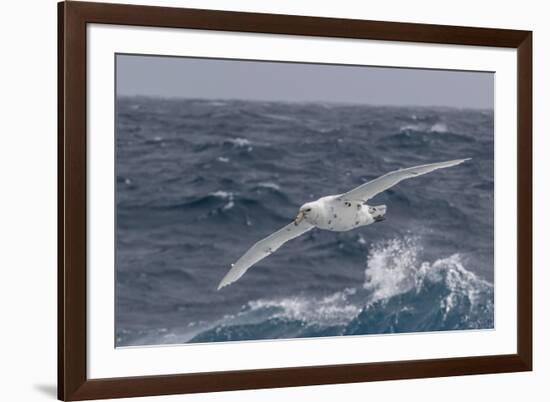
[217,263,238,290]
[452,157,471,165]
[217,272,233,290]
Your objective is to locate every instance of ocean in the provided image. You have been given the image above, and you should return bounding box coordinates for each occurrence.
[115,97,494,347]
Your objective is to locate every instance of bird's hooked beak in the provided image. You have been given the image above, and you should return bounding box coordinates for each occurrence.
[294,210,305,226]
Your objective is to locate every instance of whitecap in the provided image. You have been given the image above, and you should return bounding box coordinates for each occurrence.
[362,237,493,307]
[247,287,360,326]
[429,122,448,133]
[363,236,419,302]
[210,190,235,210]
[222,201,235,210]
[226,137,251,147]
[258,182,281,191]
[210,190,232,199]
[399,124,422,132]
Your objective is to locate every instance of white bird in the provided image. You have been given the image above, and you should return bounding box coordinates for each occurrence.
[217,158,470,290]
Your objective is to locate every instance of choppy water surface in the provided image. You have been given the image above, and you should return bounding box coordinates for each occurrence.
[115,97,494,346]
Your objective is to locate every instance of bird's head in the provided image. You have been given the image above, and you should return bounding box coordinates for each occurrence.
[295,201,321,225]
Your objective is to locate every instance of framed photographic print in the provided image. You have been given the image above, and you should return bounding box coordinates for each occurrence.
[58,1,532,400]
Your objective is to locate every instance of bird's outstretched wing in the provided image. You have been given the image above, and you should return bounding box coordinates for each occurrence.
[341,158,470,202]
[217,220,314,290]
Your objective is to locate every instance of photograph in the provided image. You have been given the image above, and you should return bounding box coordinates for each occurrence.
[114,54,495,347]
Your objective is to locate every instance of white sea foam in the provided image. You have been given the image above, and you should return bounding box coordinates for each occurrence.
[363,237,419,302]
[363,237,492,308]
[210,190,235,210]
[429,122,448,133]
[258,182,281,191]
[399,122,448,134]
[222,201,234,210]
[210,190,232,199]
[399,124,422,132]
[227,137,251,147]
[247,288,360,326]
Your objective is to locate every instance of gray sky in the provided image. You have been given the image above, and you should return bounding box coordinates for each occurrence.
[116,54,494,109]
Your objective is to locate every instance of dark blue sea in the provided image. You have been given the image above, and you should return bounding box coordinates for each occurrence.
[115,97,494,347]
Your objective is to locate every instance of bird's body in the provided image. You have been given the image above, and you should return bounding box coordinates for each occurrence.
[300,195,385,231]
[217,158,470,290]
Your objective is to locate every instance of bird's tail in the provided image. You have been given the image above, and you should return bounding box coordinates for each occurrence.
[371,204,387,222]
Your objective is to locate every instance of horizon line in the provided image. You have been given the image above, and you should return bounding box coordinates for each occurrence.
[115,94,495,112]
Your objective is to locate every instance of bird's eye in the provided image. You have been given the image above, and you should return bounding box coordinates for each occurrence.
[306,208,312,212]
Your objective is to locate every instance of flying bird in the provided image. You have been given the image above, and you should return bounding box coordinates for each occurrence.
[217,158,470,290]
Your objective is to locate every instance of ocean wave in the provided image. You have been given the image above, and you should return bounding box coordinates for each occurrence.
[257,182,281,191]
[116,98,494,347]
[159,190,238,212]
[205,101,227,107]
[346,240,494,334]
[363,236,420,302]
[429,122,448,133]
[399,123,423,132]
[245,288,360,327]
[381,131,474,149]
[210,190,235,210]
[156,189,293,222]
[399,122,448,134]
[224,137,252,148]
[188,237,494,343]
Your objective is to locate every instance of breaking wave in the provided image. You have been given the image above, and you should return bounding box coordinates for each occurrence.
[188,237,494,343]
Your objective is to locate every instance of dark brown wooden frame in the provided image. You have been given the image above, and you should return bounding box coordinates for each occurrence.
[58,1,532,400]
